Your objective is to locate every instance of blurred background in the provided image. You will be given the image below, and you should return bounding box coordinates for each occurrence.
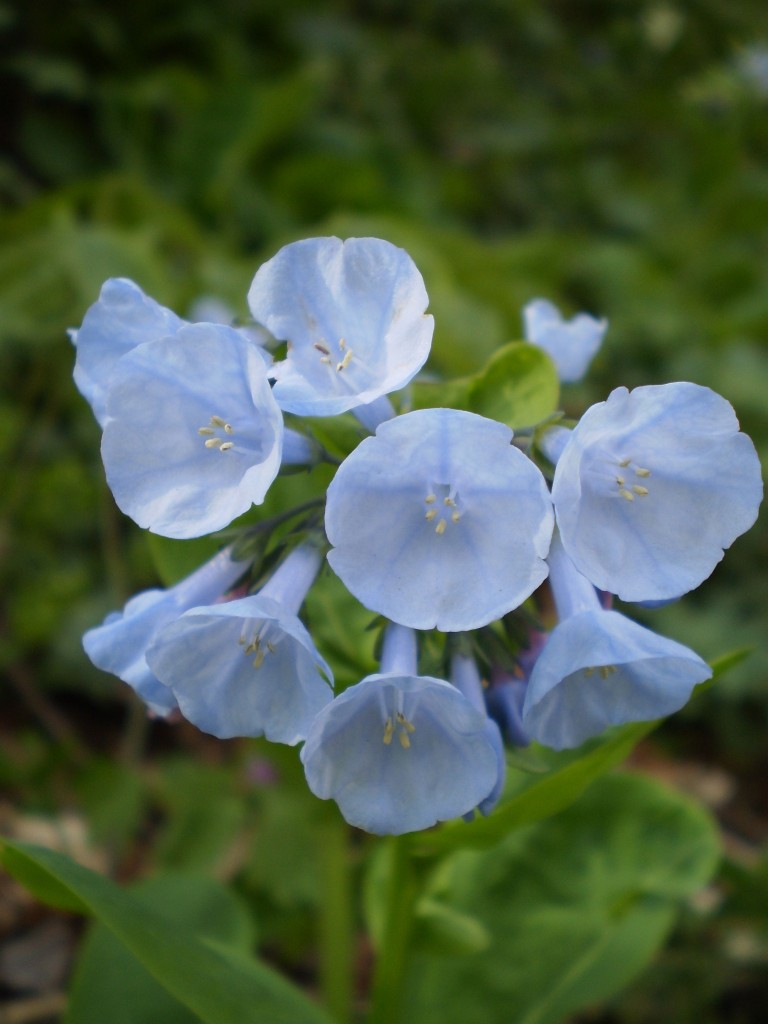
[2,0,768,1020]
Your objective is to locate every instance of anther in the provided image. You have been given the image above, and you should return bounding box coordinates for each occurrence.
[253,649,265,670]
[435,519,447,536]
[224,423,234,434]
[618,488,635,502]
[314,343,331,355]
[399,731,411,749]
[205,437,222,449]
[444,497,455,507]
[211,416,227,428]
[219,441,234,452]
[383,717,394,745]
[635,467,651,477]
[632,485,648,496]
[320,356,331,364]
[339,338,346,350]
[425,494,436,504]
[616,476,625,486]
[599,665,617,679]
[198,427,215,436]
[618,457,631,467]
[336,349,353,372]
[425,509,438,521]
[451,511,461,524]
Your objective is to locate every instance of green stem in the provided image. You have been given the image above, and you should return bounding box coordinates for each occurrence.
[319,816,354,1024]
[367,835,420,1024]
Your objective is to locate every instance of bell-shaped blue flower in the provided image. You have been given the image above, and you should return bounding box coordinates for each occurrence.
[71,278,186,426]
[449,652,506,816]
[146,543,333,745]
[247,237,433,422]
[523,298,606,383]
[552,382,763,601]
[82,546,247,715]
[101,322,307,539]
[325,408,554,631]
[521,532,712,750]
[301,624,500,834]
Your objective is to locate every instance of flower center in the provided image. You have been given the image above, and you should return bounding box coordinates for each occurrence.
[612,455,652,503]
[583,664,618,679]
[198,414,236,452]
[382,711,416,749]
[313,337,354,373]
[238,621,280,669]
[424,483,463,535]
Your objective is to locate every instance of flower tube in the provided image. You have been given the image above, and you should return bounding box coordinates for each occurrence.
[147,543,333,745]
[325,408,554,631]
[301,623,500,834]
[247,237,433,421]
[521,532,712,750]
[83,546,247,715]
[552,382,763,601]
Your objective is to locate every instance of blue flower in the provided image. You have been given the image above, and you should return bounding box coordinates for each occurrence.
[523,298,606,383]
[551,382,763,601]
[101,322,291,538]
[82,547,247,715]
[325,408,554,631]
[71,278,185,426]
[521,532,712,750]
[247,237,433,421]
[301,625,500,834]
[146,543,333,745]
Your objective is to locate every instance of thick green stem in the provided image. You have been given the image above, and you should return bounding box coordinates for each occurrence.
[319,816,354,1024]
[367,835,420,1024]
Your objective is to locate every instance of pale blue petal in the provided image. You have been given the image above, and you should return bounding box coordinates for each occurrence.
[247,237,433,416]
[553,383,763,600]
[301,673,500,834]
[72,278,185,426]
[521,609,712,750]
[102,323,283,538]
[523,297,606,383]
[82,547,246,715]
[147,595,333,745]
[325,408,553,631]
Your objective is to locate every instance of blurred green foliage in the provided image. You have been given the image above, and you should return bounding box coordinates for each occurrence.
[2,1,768,1020]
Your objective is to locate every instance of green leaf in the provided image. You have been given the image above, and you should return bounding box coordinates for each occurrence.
[404,773,720,1024]
[418,719,655,854]
[66,874,256,1024]
[467,341,559,429]
[0,840,332,1024]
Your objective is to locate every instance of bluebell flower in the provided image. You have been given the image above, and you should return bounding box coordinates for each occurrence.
[449,653,506,816]
[101,322,310,538]
[301,624,500,834]
[551,382,763,601]
[247,237,433,424]
[83,546,247,715]
[521,532,712,750]
[147,543,333,745]
[71,278,185,426]
[325,408,554,631]
[523,298,606,383]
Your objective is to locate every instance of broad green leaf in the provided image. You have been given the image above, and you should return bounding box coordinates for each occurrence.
[0,840,332,1024]
[467,341,559,429]
[405,773,720,1024]
[66,874,256,1024]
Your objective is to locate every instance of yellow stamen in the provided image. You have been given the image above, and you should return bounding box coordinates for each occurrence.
[635,467,651,477]
[399,731,411,749]
[425,494,436,504]
[211,415,227,427]
[219,441,234,451]
[205,437,222,449]
[383,717,394,745]
[632,485,648,496]
[425,508,438,521]
[435,519,447,535]
[198,426,215,436]
[451,511,461,524]
[336,349,353,371]
[619,488,635,502]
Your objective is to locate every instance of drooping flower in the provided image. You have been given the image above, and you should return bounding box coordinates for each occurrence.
[147,543,333,745]
[325,408,554,631]
[521,531,712,750]
[101,322,310,539]
[247,236,433,423]
[551,382,763,601]
[301,624,500,834]
[82,546,247,715]
[523,298,606,383]
[71,278,186,426]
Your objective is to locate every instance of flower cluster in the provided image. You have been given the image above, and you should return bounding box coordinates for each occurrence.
[74,236,763,835]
